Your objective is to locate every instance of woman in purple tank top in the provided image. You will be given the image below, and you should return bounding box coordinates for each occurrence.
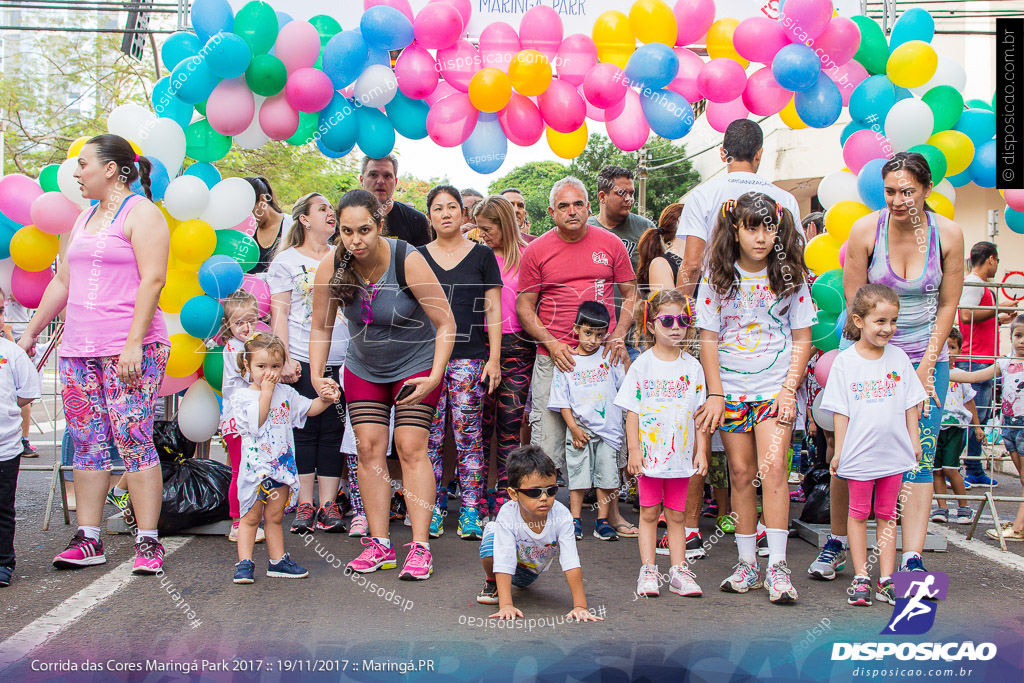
[820,152,964,577]
[19,135,172,575]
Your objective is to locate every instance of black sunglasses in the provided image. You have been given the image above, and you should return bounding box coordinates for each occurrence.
[654,313,694,329]
[515,485,559,499]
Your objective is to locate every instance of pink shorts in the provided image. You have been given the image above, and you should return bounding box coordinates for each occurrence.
[637,474,690,511]
[847,473,903,521]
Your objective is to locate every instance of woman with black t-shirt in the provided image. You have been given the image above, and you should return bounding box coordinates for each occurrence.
[245,176,294,277]
[636,203,687,295]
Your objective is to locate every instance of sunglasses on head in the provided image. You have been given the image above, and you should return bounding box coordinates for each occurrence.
[654,313,694,329]
[515,485,559,499]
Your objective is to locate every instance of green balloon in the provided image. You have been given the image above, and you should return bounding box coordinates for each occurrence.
[965,98,992,112]
[185,119,232,163]
[245,54,287,97]
[922,86,964,134]
[233,1,278,55]
[203,346,225,393]
[309,15,341,48]
[195,100,207,117]
[38,164,60,192]
[852,16,889,75]
[214,230,260,272]
[810,312,840,352]
[907,143,947,182]
[811,269,845,314]
[992,89,998,112]
[286,112,318,146]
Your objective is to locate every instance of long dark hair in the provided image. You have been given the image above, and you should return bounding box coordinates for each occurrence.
[87,134,153,200]
[330,189,383,307]
[244,176,283,213]
[637,203,684,288]
[706,192,806,299]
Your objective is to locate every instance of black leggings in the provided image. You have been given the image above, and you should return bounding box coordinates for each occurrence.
[291,360,345,477]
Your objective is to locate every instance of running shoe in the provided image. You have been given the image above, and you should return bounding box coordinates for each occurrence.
[703,502,719,518]
[573,517,583,541]
[348,515,369,537]
[52,531,106,568]
[964,474,998,488]
[233,559,255,584]
[899,556,927,573]
[20,438,37,458]
[347,537,397,573]
[720,560,761,593]
[106,489,130,510]
[808,537,847,580]
[956,506,974,525]
[790,488,806,503]
[228,523,264,542]
[477,579,499,604]
[594,518,619,541]
[848,576,873,606]
[290,502,316,534]
[458,508,483,540]
[765,561,798,603]
[636,564,660,597]
[788,471,802,484]
[429,507,445,538]
[686,530,707,560]
[930,506,949,523]
[399,542,433,580]
[717,515,736,534]
[132,537,165,575]
[756,530,769,557]
[267,553,308,579]
[669,564,702,597]
[657,512,667,528]
[316,501,346,533]
[875,577,896,605]
[656,533,670,556]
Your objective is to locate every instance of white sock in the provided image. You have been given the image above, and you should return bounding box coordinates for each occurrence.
[685,527,699,536]
[416,541,430,550]
[136,529,158,543]
[373,536,392,548]
[832,534,849,548]
[78,525,101,541]
[901,551,920,566]
[270,556,284,564]
[880,575,891,583]
[112,487,128,497]
[766,528,788,567]
[736,533,757,564]
[756,521,767,534]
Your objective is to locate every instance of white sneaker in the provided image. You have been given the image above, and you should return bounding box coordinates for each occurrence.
[788,471,802,484]
[956,506,974,525]
[720,560,761,593]
[669,564,702,597]
[636,564,660,597]
[765,561,798,603]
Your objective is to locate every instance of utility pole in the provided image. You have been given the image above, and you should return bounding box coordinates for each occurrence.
[637,146,649,218]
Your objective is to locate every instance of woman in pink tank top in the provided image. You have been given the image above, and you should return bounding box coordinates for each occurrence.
[18,134,171,575]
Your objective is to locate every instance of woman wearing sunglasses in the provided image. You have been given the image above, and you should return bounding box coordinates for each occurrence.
[308,189,455,581]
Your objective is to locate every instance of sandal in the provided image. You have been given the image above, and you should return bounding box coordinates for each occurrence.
[614,522,639,538]
[986,523,1024,541]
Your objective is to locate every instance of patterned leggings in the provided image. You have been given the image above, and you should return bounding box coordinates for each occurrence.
[429,358,486,509]
[482,334,536,492]
[345,452,364,516]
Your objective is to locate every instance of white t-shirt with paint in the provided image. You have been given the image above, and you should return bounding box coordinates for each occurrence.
[676,171,802,243]
[997,357,1024,418]
[548,351,626,450]
[220,336,249,436]
[489,500,581,577]
[941,379,977,429]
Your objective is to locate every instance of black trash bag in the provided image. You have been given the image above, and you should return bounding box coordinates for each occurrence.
[800,483,832,525]
[802,463,831,497]
[158,458,231,535]
[153,420,196,463]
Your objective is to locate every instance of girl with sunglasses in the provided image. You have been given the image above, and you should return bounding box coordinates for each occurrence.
[695,192,815,604]
[615,290,708,598]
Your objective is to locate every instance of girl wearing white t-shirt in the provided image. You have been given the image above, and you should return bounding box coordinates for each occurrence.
[820,285,926,607]
[616,290,708,598]
[696,192,815,604]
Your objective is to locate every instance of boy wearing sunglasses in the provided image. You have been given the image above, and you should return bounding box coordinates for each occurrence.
[476,446,603,623]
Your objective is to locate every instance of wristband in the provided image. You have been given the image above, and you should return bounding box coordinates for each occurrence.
[708,393,725,398]
[780,385,797,395]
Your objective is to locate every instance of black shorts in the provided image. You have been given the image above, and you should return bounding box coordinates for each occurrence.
[290,360,346,477]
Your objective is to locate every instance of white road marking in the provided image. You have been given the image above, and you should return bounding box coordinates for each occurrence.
[0,537,191,671]
[928,523,1024,573]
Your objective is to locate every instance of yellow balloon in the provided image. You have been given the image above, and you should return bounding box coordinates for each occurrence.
[67,136,91,159]
[159,205,179,234]
[10,226,59,272]
[166,333,206,378]
[706,18,749,67]
[469,68,513,113]
[161,268,204,314]
[508,50,552,97]
[927,130,975,177]
[128,140,142,155]
[926,193,955,220]
[628,0,677,46]
[593,10,635,69]
[805,233,842,276]
[886,40,937,89]
[170,219,216,265]
[780,97,807,129]
[546,123,589,159]
[824,201,871,244]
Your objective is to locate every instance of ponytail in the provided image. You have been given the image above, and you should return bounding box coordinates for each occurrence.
[136,155,153,201]
[86,134,152,200]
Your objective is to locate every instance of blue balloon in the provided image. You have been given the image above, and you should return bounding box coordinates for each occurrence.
[323,31,369,89]
[840,120,869,147]
[385,92,429,140]
[954,109,996,148]
[161,32,201,71]
[354,105,396,159]
[772,43,820,92]
[180,294,224,339]
[624,44,679,91]
[318,93,358,153]
[894,86,914,101]
[360,5,414,51]
[366,47,392,68]
[169,56,220,105]
[184,162,221,188]
[889,8,935,51]
[969,139,997,188]
[795,73,842,128]
[1006,208,1024,234]
[835,309,848,342]
[198,255,244,299]
[0,214,21,260]
[205,32,251,79]
[856,158,888,210]
[946,168,973,188]
[276,12,293,29]
[849,75,895,124]
[191,0,234,44]
[462,114,507,174]
[639,89,695,139]
[317,138,353,158]
[131,157,169,201]
[152,77,194,130]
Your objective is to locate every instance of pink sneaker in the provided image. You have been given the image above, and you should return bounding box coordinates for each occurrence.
[132,537,165,575]
[348,515,368,538]
[399,542,433,581]
[346,537,397,573]
[53,531,106,568]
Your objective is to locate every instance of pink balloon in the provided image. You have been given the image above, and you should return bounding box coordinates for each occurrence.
[674,0,716,46]
[255,320,272,335]
[364,0,414,24]
[843,128,891,175]
[742,67,791,116]
[697,59,747,103]
[606,89,649,152]
[159,371,198,397]
[479,22,520,73]
[556,34,598,87]
[429,0,471,27]
[519,5,563,61]
[0,174,43,226]
[426,93,479,147]
[414,2,464,50]
[259,92,300,140]
[810,16,860,67]
[30,192,81,236]
[538,79,586,134]
[779,0,833,43]
[813,349,839,387]
[436,39,480,92]
[1005,189,1024,212]
[275,20,321,73]
[240,274,271,318]
[230,214,258,236]
[424,81,457,106]
[825,59,868,107]
[582,63,627,109]
[666,47,704,102]
[733,16,789,64]
[395,42,439,99]
[706,96,750,133]
[838,241,848,268]
[206,77,256,136]
[284,68,334,113]
[11,266,51,308]
[498,94,544,146]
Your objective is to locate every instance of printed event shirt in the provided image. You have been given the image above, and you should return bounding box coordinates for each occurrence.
[997,357,1024,417]
[941,380,978,429]
[548,351,626,451]
[490,500,581,577]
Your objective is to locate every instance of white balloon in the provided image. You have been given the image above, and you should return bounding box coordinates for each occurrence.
[201,177,257,229]
[56,158,89,208]
[164,175,210,221]
[0,258,14,295]
[163,311,187,338]
[235,96,270,150]
[139,118,187,178]
[884,98,934,152]
[933,178,956,205]
[910,56,967,98]
[106,103,155,144]
[816,170,861,210]
[354,64,398,108]
[177,379,221,442]
[811,391,834,432]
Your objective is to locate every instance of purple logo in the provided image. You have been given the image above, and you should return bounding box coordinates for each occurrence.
[882,571,949,635]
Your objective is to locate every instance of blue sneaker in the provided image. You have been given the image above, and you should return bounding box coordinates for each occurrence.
[0,565,12,587]
[429,506,444,538]
[808,537,847,581]
[964,474,998,489]
[267,553,308,579]
[233,559,255,584]
[593,518,619,541]
[458,507,483,540]
[573,517,583,540]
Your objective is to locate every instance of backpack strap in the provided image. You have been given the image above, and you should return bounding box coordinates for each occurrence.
[394,239,409,293]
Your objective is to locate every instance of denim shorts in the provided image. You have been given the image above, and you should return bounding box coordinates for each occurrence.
[1001,415,1024,454]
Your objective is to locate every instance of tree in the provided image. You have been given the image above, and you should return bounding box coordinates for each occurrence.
[488,160,568,234]
[394,175,448,214]
[213,145,361,209]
